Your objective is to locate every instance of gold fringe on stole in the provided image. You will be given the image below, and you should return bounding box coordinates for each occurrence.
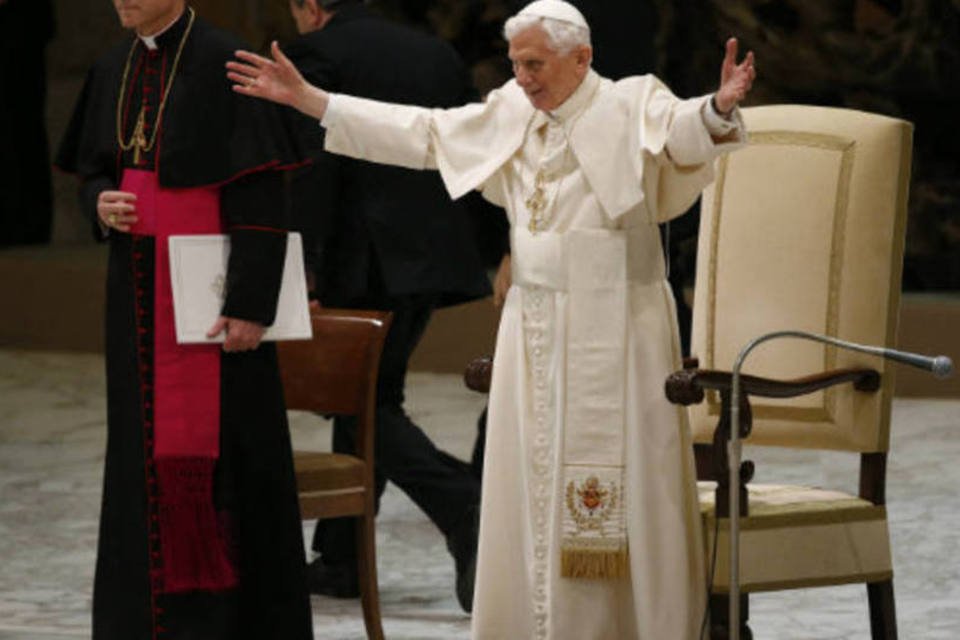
[560,546,629,579]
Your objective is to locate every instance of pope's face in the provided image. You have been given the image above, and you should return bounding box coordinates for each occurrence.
[508,26,591,112]
[113,0,184,35]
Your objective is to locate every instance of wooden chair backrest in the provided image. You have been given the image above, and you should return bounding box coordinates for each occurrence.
[277,309,392,456]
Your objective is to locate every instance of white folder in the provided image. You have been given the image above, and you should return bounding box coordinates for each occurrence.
[168,233,313,344]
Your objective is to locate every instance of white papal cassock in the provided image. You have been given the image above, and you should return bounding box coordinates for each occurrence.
[320,69,745,639]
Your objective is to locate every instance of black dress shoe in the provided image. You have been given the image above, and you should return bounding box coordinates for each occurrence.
[307,556,360,598]
[446,506,479,613]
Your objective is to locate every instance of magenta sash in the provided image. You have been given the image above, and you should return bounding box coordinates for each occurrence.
[121,169,237,593]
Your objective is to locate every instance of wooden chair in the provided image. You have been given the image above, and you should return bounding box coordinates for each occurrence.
[665,105,913,639]
[277,308,393,640]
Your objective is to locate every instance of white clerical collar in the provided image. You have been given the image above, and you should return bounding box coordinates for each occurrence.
[549,69,600,124]
[138,10,183,50]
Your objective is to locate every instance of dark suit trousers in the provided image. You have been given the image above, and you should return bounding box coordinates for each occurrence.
[312,293,481,562]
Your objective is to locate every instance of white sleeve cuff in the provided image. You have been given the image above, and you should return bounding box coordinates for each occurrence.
[701,95,738,136]
[320,93,340,129]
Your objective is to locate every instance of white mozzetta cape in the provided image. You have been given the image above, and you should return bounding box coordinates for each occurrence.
[323,72,745,640]
[324,73,740,224]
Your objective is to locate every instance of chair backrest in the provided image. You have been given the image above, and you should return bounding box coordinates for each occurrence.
[689,105,913,453]
[277,308,392,445]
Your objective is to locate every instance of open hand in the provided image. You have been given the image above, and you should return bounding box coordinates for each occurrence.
[227,41,309,110]
[715,38,756,114]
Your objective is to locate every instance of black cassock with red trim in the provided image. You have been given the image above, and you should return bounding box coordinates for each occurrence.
[56,9,314,640]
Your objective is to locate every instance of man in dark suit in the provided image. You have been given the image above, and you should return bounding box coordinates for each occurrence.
[284,0,490,613]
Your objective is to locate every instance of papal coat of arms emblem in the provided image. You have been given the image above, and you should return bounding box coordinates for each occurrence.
[565,475,618,534]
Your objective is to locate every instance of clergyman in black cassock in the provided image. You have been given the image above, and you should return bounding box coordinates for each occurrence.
[55,4,313,639]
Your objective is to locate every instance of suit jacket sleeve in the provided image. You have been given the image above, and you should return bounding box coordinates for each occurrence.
[220,170,288,325]
[283,41,342,298]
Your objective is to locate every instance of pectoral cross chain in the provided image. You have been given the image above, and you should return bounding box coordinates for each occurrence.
[132,109,148,166]
[526,170,548,233]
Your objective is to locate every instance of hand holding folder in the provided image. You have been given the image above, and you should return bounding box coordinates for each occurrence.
[168,233,313,344]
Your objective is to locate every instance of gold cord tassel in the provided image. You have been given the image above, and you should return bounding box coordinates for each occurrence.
[560,545,630,579]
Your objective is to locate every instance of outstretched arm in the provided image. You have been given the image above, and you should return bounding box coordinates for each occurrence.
[651,39,755,219]
[714,37,756,114]
[227,41,331,121]
[229,42,443,171]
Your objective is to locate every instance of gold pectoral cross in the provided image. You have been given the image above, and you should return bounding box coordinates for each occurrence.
[526,170,548,233]
[132,108,148,166]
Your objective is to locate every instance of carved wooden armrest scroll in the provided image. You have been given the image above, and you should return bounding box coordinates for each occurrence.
[665,366,880,516]
[665,367,880,405]
[464,355,493,393]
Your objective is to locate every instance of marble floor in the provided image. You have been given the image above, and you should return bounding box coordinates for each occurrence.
[0,348,958,639]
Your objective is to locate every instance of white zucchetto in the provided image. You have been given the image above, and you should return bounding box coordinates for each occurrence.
[517,0,589,29]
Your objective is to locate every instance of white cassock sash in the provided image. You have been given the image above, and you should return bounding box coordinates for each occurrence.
[514,227,663,578]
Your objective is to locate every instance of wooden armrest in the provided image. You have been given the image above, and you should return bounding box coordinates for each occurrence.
[665,367,880,406]
[464,355,493,393]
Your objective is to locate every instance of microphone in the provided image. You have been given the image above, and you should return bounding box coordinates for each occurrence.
[729,331,954,380]
[744,332,953,379]
[877,348,953,378]
[724,329,953,640]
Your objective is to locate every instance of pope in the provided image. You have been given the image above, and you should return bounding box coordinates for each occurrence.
[228,1,754,638]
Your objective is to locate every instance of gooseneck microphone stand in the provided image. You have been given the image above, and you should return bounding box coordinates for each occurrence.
[726,330,953,640]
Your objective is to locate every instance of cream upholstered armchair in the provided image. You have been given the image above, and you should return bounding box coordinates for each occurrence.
[666,105,913,639]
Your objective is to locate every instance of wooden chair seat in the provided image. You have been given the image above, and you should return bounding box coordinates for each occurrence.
[294,451,366,492]
[294,452,368,520]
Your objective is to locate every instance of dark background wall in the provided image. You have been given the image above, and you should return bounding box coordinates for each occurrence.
[36,0,960,291]
[672,0,960,293]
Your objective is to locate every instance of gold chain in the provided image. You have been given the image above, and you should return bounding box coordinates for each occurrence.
[526,168,550,233]
[524,78,601,234]
[115,7,196,157]
[526,125,567,234]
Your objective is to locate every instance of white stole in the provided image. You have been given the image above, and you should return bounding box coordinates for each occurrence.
[513,226,665,578]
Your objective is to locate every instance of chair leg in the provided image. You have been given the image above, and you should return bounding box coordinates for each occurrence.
[867,579,897,640]
[355,510,384,640]
[708,593,752,640]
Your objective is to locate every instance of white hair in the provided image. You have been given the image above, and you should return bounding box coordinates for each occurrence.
[503,14,591,55]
